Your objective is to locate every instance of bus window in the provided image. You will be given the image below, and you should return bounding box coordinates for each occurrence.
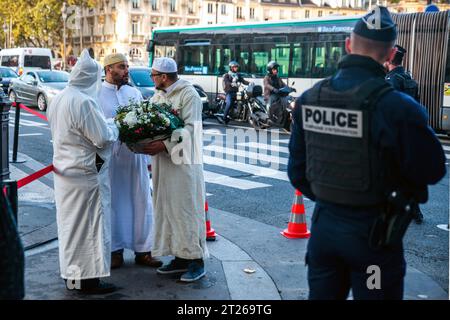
[178,45,212,75]
[312,43,326,78]
[1,55,19,67]
[213,46,231,75]
[252,51,269,76]
[235,44,251,75]
[291,43,313,78]
[271,45,290,77]
[154,45,176,59]
[325,42,344,76]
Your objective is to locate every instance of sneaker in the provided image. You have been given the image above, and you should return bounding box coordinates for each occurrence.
[156,258,189,275]
[180,260,206,282]
[78,280,117,295]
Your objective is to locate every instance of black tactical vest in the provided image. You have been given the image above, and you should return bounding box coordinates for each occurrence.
[301,77,393,206]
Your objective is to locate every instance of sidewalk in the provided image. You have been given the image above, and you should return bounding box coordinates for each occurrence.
[10,157,448,300]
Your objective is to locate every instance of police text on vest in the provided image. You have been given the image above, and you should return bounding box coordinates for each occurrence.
[302,105,363,138]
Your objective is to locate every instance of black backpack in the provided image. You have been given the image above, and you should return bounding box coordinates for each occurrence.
[394,72,419,102]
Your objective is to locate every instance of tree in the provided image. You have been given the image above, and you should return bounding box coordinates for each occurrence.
[0,0,97,54]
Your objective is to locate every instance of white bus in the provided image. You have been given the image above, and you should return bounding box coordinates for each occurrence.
[0,47,54,76]
[148,12,450,133]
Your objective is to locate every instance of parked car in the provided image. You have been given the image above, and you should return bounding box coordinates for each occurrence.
[128,66,155,100]
[0,67,18,95]
[8,70,69,111]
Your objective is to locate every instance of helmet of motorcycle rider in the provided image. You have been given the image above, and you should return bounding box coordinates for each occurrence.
[267,61,280,74]
[229,61,240,69]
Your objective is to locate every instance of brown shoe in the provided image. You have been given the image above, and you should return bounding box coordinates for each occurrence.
[135,252,163,268]
[111,252,124,269]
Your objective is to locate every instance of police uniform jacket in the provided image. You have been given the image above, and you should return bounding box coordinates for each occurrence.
[288,54,446,206]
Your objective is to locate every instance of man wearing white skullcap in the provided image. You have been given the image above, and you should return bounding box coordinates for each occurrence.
[47,49,119,294]
[99,53,162,270]
[139,57,208,282]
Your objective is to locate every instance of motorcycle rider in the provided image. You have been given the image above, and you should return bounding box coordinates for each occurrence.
[220,61,250,125]
[264,61,292,129]
[264,61,286,105]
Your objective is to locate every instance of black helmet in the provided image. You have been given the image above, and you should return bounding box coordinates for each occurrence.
[229,61,239,68]
[267,61,280,73]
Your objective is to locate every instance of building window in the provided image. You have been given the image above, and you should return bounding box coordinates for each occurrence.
[99,48,105,57]
[188,2,194,14]
[237,7,243,19]
[305,10,310,18]
[112,48,117,54]
[208,3,213,14]
[250,8,255,19]
[130,48,142,58]
[280,10,285,19]
[152,0,157,11]
[132,21,139,35]
[170,0,176,12]
[111,0,116,9]
[132,0,140,9]
[318,10,322,17]
[221,4,226,15]
[208,21,213,24]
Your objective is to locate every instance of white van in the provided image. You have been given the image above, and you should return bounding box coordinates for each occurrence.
[0,48,53,76]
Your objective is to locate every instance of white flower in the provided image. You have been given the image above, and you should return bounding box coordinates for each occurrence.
[123,111,138,127]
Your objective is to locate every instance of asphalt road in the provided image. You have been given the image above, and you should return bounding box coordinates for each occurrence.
[7,107,450,293]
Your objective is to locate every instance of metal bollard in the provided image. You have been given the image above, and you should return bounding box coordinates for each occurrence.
[0,93,11,181]
[0,185,25,299]
[3,180,18,223]
[11,102,26,163]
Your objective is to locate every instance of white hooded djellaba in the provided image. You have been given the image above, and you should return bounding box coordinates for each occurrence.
[47,49,118,280]
[150,78,208,260]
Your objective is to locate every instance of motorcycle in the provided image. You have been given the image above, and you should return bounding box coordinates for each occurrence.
[214,83,269,130]
[267,85,296,132]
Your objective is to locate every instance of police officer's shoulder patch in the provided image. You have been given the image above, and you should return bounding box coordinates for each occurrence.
[302,105,363,138]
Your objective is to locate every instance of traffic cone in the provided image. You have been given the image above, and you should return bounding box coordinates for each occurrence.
[205,200,217,241]
[281,189,311,239]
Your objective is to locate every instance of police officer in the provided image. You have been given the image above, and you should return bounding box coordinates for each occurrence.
[385,45,423,224]
[220,61,249,125]
[288,6,446,300]
[385,45,420,102]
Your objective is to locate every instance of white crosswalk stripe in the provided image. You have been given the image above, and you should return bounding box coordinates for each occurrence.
[204,145,287,165]
[204,170,271,190]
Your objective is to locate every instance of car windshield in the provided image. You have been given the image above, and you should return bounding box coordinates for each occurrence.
[129,69,154,87]
[37,71,69,83]
[0,68,18,78]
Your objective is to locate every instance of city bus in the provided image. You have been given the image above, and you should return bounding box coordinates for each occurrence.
[148,11,450,133]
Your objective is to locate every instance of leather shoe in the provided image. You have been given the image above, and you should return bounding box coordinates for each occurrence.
[78,280,117,295]
[111,252,124,269]
[135,252,163,268]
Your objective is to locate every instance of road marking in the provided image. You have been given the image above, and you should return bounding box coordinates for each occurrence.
[271,138,290,144]
[9,165,54,203]
[236,141,289,154]
[19,133,43,137]
[203,155,289,181]
[442,145,450,151]
[437,224,449,232]
[203,120,285,133]
[204,145,287,165]
[204,170,271,190]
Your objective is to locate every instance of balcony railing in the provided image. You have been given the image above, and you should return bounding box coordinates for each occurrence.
[131,35,145,43]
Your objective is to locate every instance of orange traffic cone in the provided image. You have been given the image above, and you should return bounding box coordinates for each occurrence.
[205,200,217,241]
[281,189,311,239]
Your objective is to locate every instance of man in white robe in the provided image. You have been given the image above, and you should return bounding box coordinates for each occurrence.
[99,53,161,269]
[47,49,118,294]
[140,57,208,283]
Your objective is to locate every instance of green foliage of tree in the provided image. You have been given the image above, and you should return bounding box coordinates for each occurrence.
[0,0,97,54]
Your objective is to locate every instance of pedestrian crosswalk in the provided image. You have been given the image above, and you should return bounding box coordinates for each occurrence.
[202,132,290,190]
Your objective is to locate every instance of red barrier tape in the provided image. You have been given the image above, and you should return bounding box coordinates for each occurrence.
[17,165,54,189]
[19,103,48,122]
